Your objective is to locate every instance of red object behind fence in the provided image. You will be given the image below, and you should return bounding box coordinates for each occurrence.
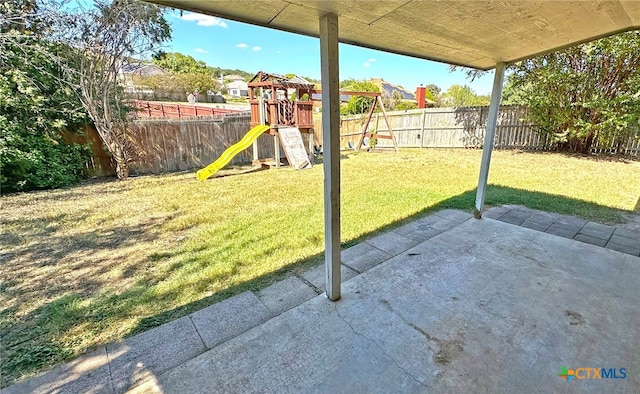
[132,100,246,118]
[415,86,426,109]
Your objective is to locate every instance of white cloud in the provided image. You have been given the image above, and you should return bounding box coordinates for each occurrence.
[368,58,376,62]
[252,46,262,51]
[236,43,248,48]
[194,48,208,53]
[180,12,228,28]
[363,62,371,67]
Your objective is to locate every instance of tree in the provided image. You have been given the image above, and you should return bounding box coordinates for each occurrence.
[422,85,441,106]
[442,84,490,107]
[451,31,640,153]
[500,75,529,106]
[425,84,441,96]
[62,0,171,179]
[341,80,380,115]
[152,51,208,74]
[506,31,640,153]
[133,73,221,97]
[394,101,418,111]
[1,0,90,192]
[210,67,252,81]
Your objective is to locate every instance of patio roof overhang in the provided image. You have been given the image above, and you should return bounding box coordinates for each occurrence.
[150,0,639,70]
[146,0,640,301]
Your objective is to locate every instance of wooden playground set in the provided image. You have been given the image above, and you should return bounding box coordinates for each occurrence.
[196,71,397,181]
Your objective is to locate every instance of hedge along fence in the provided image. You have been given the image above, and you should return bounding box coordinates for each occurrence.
[316,106,640,156]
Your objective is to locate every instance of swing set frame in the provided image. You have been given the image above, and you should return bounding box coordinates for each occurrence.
[310,89,398,152]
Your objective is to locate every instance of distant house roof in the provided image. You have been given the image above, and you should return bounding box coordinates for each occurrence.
[248,71,315,90]
[371,78,415,100]
[311,93,351,102]
[224,74,245,81]
[120,63,169,77]
[227,80,248,89]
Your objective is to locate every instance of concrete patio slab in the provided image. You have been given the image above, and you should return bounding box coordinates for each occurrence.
[520,219,551,232]
[257,276,318,315]
[555,216,588,229]
[479,209,506,220]
[574,233,608,247]
[340,242,392,273]
[364,231,420,256]
[189,291,272,349]
[609,234,640,249]
[581,222,615,237]
[1,348,112,394]
[433,208,473,223]
[302,263,358,289]
[501,209,534,221]
[136,219,639,393]
[614,227,640,241]
[546,225,579,239]
[499,215,527,225]
[485,205,640,257]
[606,241,640,256]
[392,216,459,242]
[106,316,205,393]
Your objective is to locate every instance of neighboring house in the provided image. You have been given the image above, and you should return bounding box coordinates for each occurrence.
[224,74,245,82]
[218,74,246,88]
[120,62,169,78]
[370,78,415,100]
[119,62,169,93]
[226,80,249,97]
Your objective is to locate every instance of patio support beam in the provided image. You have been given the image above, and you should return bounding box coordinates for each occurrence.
[319,13,341,301]
[474,62,506,219]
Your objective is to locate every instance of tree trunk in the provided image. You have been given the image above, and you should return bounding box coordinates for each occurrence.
[93,122,131,180]
[582,132,595,154]
[111,140,130,180]
[115,159,129,179]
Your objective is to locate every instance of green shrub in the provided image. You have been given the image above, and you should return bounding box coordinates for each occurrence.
[0,39,90,193]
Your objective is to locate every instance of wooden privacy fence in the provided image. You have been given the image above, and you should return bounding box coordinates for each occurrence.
[330,106,541,149]
[80,106,639,177]
[318,106,639,156]
[127,114,289,174]
[132,100,247,119]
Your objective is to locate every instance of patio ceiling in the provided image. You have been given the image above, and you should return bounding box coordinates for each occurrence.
[150,0,639,70]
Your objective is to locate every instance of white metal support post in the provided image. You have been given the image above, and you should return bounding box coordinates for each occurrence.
[474,62,506,218]
[319,13,341,301]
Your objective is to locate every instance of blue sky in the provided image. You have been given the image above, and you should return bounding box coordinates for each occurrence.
[164,10,495,95]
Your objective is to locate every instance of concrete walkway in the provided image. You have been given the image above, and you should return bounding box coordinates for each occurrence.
[484,205,640,257]
[3,209,639,393]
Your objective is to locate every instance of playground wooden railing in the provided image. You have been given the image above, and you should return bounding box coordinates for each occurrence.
[132,100,246,119]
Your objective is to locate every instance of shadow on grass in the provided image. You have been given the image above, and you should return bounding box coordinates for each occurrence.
[127,185,634,333]
[2,184,637,389]
[553,150,640,163]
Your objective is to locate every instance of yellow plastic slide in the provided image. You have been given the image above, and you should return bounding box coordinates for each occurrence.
[196,125,271,181]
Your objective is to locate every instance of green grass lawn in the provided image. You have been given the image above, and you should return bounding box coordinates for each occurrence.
[1,148,639,386]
